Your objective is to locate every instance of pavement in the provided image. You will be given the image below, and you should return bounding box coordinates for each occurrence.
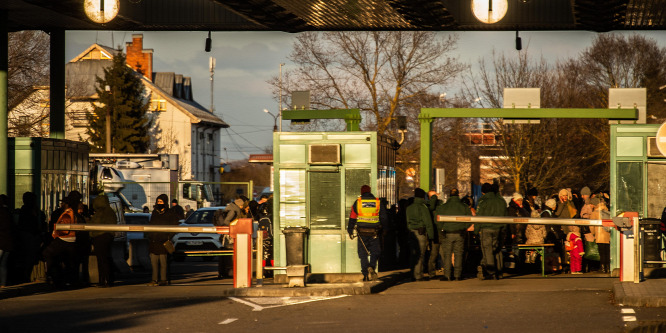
[2,267,665,308]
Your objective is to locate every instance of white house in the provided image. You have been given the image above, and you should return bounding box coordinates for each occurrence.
[10,34,229,183]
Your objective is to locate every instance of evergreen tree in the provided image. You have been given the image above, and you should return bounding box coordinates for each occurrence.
[86,52,151,153]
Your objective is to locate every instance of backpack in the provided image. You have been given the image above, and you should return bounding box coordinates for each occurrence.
[213,208,230,226]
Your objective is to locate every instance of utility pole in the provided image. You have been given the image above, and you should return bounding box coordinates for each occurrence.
[210,57,216,114]
[105,85,112,153]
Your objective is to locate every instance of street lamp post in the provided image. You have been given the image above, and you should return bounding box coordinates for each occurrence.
[105,84,112,153]
[263,109,278,132]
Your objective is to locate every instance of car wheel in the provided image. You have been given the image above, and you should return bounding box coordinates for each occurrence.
[173,254,185,262]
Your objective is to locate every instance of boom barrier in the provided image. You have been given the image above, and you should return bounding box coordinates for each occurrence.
[55,220,261,288]
[55,224,230,234]
[436,215,620,228]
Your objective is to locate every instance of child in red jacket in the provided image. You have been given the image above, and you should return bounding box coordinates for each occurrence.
[566,226,585,274]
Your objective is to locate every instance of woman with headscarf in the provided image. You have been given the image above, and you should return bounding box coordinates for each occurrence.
[147,194,178,286]
[90,195,116,287]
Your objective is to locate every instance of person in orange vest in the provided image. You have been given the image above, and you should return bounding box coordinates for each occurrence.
[347,185,388,281]
[43,192,83,288]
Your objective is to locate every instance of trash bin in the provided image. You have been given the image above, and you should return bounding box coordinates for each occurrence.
[282,227,309,265]
[641,220,662,268]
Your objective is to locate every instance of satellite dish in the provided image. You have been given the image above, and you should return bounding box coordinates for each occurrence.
[656,122,666,157]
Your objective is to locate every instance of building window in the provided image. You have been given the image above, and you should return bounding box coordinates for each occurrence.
[71,111,89,127]
[150,99,167,111]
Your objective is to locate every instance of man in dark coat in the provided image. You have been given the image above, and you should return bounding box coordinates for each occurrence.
[406,188,434,281]
[347,185,388,281]
[475,183,507,280]
[90,195,117,287]
[170,199,185,220]
[15,192,46,283]
[435,188,472,281]
[147,194,179,286]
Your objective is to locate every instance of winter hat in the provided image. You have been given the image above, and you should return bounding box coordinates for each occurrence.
[590,197,600,206]
[414,188,426,199]
[545,198,557,210]
[512,192,523,201]
[581,186,591,196]
[481,183,492,194]
[361,185,371,194]
[527,187,538,197]
[559,188,572,200]
[234,198,245,207]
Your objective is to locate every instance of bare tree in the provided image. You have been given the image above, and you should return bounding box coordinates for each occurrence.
[8,31,50,136]
[570,33,666,121]
[8,30,50,110]
[269,31,466,135]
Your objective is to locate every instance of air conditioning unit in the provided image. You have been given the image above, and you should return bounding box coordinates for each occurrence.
[647,137,666,158]
[309,144,341,165]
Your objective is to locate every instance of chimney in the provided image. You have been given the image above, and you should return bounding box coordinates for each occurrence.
[125,34,154,81]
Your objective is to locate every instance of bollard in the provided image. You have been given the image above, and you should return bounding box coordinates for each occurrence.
[230,218,253,288]
[256,230,263,286]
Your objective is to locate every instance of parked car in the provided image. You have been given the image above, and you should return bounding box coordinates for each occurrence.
[171,206,225,261]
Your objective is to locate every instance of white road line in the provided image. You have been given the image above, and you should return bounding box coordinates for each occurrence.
[230,295,349,312]
[621,308,635,314]
[218,318,238,325]
[622,316,637,322]
[229,297,265,311]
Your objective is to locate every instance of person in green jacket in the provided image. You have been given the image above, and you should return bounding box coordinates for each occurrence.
[406,188,434,281]
[435,188,472,281]
[475,183,507,280]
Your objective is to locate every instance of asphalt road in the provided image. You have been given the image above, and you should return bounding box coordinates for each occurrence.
[0,261,662,333]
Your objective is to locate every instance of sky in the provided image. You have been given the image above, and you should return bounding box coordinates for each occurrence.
[64,30,666,161]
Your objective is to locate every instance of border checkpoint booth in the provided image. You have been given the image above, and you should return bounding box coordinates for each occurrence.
[271,109,398,277]
[610,122,666,282]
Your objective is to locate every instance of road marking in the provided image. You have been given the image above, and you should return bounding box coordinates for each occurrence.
[622,316,637,322]
[230,295,348,312]
[621,308,635,314]
[218,318,238,325]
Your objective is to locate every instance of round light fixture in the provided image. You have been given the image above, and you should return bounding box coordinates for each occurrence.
[471,0,508,24]
[84,0,119,24]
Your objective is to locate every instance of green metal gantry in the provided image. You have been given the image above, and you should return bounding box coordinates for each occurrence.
[417,107,639,191]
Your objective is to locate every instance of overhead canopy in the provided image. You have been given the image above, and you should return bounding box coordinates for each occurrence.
[4,0,666,32]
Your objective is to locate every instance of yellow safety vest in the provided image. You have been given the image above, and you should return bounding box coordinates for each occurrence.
[356,198,380,223]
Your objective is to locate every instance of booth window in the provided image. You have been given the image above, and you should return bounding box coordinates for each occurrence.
[309,172,341,230]
[344,168,371,219]
[616,162,643,216]
[647,162,666,218]
[279,169,306,228]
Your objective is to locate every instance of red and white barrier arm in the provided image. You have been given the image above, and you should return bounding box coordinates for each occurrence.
[54,224,231,234]
[436,215,617,228]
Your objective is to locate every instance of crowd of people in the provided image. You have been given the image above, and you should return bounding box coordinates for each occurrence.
[357,183,613,282]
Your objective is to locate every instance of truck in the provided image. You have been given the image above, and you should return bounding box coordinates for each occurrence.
[89,153,214,212]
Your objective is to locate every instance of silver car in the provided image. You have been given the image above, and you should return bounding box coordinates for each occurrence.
[171,206,225,261]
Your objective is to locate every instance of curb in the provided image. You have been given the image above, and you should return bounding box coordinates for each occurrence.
[219,271,410,297]
[613,281,666,307]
